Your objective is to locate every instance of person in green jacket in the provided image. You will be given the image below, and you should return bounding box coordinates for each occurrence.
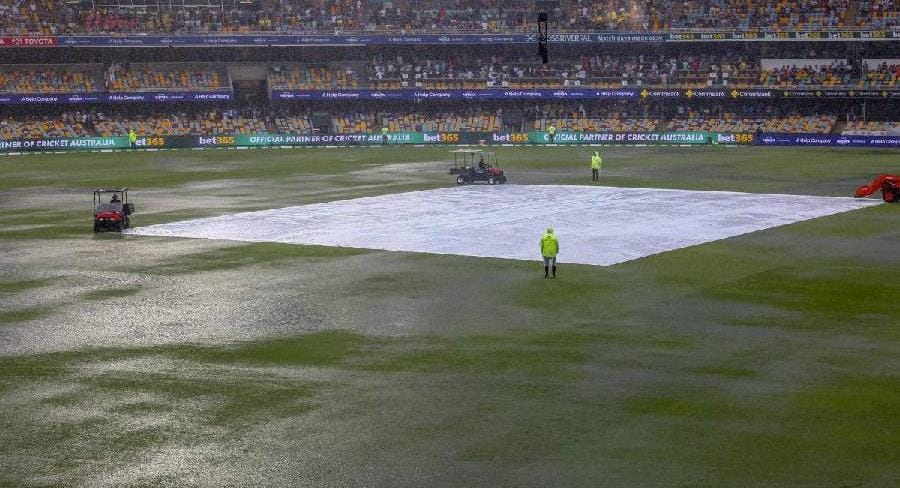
[128,128,137,148]
[547,124,557,144]
[381,126,389,145]
[591,151,602,181]
[540,227,559,278]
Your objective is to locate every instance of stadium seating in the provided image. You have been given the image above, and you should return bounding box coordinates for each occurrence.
[863,62,899,88]
[331,112,376,133]
[670,113,837,133]
[269,65,360,90]
[380,111,502,132]
[535,117,659,132]
[0,0,892,34]
[0,113,87,139]
[0,65,99,93]
[857,0,899,28]
[105,63,227,92]
[367,54,762,91]
[842,120,900,135]
[93,111,268,136]
[527,102,659,132]
[274,113,315,134]
[2,106,871,140]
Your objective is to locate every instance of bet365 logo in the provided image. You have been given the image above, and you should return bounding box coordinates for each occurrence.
[198,136,235,146]
[134,136,166,147]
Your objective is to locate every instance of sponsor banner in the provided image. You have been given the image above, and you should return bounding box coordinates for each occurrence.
[213,133,432,146]
[8,131,900,153]
[273,88,895,100]
[0,91,232,105]
[0,30,892,48]
[132,135,196,148]
[272,89,637,101]
[523,131,716,144]
[5,88,892,105]
[0,137,128,151]
[755,133,900,147]
[0,36,57,47]
[780,89,899,98]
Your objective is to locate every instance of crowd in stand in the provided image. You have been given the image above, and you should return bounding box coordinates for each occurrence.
[759,60,856,86]
[677,0,851,29]
[5,103,895,140]
[858,0,898,28]
[366,53,759,89]
[759,60,898,87]
[0,0,895,35]
[863,61,900,86]
[0,57,896,95]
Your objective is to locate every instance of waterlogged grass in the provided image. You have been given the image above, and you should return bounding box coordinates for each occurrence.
[3,146,900,195]
[2,146,900,485]
[1,325,899,486]
[81,286,143,301]
[0,306,54,325]
[129,241,369,275]
[687,363,758,379]
[784,203,900,238]
[82,371,317,426]
[358,332,591,377]
[0,223,89,240]
[708,265,900,325]
[0,278,50,295]
[174,330,364,367]
[625,389,742,419]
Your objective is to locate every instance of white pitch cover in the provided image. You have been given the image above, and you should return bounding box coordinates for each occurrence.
[128,185,880,266]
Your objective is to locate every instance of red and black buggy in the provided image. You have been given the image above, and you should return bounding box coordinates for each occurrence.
[93,188,135,232]
[449,149,508,185]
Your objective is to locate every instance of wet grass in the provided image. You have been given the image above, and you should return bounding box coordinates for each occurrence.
[1,319,900,486]
[0,306,54,325]
[128,241,369,275]
[0,278,50,295]
[0,223,89,240]
[174,330,364,367]
[357,331,592,377]
[708,265,900,327]
[78,286,143,301]
[2,146,900,486]
[784,203,900,238]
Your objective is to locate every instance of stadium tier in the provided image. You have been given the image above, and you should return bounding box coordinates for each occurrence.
[367,54,761,89]
[0,57,896,98]
[0,0,896,35]
[842,119,900,134]
[0,65,100,93]
[269,64,361,90]
[0,11,898,147]
[3,104,897,139]
[669,113,838,132]
[105,63,228,92]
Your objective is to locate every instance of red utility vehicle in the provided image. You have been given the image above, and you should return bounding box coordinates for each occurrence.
[93,188,135,232]
[448,149,508,185]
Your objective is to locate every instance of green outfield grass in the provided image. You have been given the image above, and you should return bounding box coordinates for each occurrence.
[1,146,899,487]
